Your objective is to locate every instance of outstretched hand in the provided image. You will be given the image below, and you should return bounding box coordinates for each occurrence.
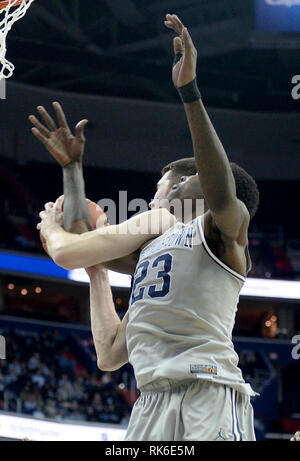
[29,102,88,167]
[164,14,198,88]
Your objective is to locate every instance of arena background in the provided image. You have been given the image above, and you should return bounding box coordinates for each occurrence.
[0,0,300,441]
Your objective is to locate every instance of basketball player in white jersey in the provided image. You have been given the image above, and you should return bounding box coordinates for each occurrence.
[35,14,262,440]
[38,166,258,441]
[119,15,260,441]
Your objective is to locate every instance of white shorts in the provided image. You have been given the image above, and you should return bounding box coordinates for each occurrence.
[125,378,256,441]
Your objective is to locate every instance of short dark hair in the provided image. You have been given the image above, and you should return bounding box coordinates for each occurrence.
[161,158,197,179]
[161,157,259,220]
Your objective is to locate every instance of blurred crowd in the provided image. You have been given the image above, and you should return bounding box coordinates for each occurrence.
[236,348,270,392]
[0,325,272,425]
[0,328,132,424]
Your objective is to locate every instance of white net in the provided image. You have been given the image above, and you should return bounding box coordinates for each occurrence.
[0,0,34,80]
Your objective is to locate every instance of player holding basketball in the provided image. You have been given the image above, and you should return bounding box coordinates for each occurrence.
[34,15,262,440]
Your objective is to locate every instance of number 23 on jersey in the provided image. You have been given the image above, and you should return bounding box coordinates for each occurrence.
[130,253,173,305]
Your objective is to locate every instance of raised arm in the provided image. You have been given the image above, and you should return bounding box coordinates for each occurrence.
[165,15,249,241]
[29,102,92,234]
[29,102,139,274]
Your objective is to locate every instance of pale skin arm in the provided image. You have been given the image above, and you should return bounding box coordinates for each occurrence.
[30,104,131,373]
[88,265,129,371]
[38,203,128,371]
[38,206,175,270]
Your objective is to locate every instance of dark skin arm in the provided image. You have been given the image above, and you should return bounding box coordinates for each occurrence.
[165,14,249,275]
[63,162,93,233]
[29,102,92,234]
[181,98,249,242]
[29,102,138,274]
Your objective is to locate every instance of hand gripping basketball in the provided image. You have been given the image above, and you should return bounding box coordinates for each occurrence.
[40,196,108,256]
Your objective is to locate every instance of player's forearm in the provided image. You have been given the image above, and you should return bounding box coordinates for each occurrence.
[46,225,141,270]
[63,162,93,233]
[46,224,141,270]
[183,99,237,212]
[89,266,128,370]
[44,208,175,270]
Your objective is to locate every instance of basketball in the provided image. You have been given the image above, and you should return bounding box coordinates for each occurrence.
[40,198,108,256]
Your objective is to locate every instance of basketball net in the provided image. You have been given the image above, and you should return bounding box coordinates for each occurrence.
[0,0,34,80]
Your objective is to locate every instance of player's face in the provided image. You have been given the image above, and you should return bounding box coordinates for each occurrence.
[149,171,177,209]
[167,174,203,202]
